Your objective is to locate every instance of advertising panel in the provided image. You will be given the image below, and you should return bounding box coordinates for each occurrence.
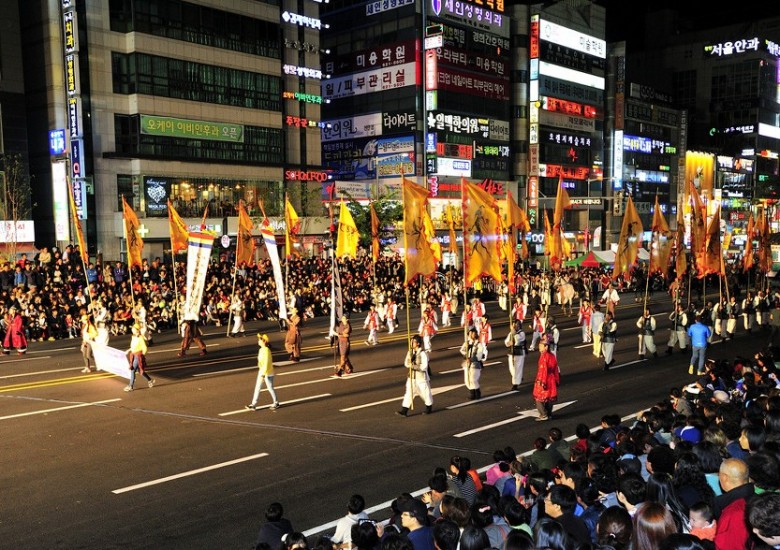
[685,151,715,200]
[432,0,509,38]
[538,75,604,105]
[322,62,416,100]
[325,40,415,76]
[435,67,509,100]
[538,18,606,58]
[539,110,596,133]
[140,115,244,143]
[144,176,171,217]
[52,161,70,241]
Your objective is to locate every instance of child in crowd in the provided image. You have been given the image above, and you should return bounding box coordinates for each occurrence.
[688,501,716,542]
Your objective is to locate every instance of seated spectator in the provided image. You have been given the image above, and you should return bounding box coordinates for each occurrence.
[254,502,294,550]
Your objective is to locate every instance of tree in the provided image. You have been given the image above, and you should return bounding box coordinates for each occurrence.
[0,152,33,262]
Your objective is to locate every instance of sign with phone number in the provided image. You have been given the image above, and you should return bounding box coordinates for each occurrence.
[140,115,244,143]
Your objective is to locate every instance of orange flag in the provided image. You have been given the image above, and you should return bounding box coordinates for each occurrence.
[236,200,256,266]
[688,179,706,259]
[743,213,754,272]
[167,199,189,254]
[506,191,530,261]
[543,209,553,258]
[402,177,437,283]
[284,197,300,259]
[370,202,381,262]
[757,209,772,272]
[613,195,643,280]
[445,204,458,256]
[122,196,144,268]
[649,196,673,277]
[67,181,88,264]
[700,204,722,277]
[462,178,501,285]
[675,206,687,281]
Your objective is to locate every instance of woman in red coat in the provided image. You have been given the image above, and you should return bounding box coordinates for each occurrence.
[532,340,559,421]
[3,306,28,355]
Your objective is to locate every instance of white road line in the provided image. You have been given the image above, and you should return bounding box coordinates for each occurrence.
[340,384,462,412]
[0,399,122,421]
[193,361,330,378]
[573,344,592,349]
[112,452,270,494]
[218,394,331,416]
[0,355,53,365]
[610,359,645,370]
[454,414,529,436]
[276,357,323,366]
[446,390,516,409]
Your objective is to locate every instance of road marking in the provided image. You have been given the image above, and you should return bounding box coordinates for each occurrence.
[439,360,500,375]
[0,355,53,365]
[218,394,331,416]
[609,359,645,370]
[112,452,270,494]
[192,360,330,378]
[0,399,122,421]
[453,401,576,437]
[340,384,462,412]
[446,390,517,409]
[573,343,592,349]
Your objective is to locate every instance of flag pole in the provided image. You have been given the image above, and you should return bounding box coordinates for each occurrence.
[400,178,414,395]
[226,202,240,337]
[122,195,137,311]
[67,180,92,310]
[461,179,469,344]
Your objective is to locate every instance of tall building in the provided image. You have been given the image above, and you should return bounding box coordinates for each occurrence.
[18,0,326,261]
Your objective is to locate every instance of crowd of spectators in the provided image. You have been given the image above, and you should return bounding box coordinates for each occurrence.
[252,349,780,550]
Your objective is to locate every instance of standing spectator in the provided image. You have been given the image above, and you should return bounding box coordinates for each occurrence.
[600,311,618,370]
[254,502,294,550]
[769,299,780,347]
[125,323,154,391]
[245,334,280,411]
[505,319,527,391]
[178,319,207,357]
[460,327,487,400]
[687,315,711,375]
[635,309,657,359]
[396,335,433,416]
[285,307,302,361]
[333,314,354,377]
[532,340,560,422]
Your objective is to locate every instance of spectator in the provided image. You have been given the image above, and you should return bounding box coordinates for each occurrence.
[254,502,294,550]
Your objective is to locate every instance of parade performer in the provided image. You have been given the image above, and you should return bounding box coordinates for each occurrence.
[418,307,438,353]
[505,320,527,391]
[578,299,593,344]
[363,304,380,346]
[532,340,560,421]
[125,323,154,391]
[334,314,354,377]
[229,295,246,337]
[460,327,487,400]
[246,333,280,411]
[600,312,618,370]
[285,307,302,361]
[3,306,27,355]
[396,335,433,416]
[636,309,657,359]
[178,319,207,357]
[385,297,398,334]
[440,293,453,327]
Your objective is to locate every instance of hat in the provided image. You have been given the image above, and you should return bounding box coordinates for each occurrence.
[257,333,269,344]
[713,390,731,404]
[398,498,428,522]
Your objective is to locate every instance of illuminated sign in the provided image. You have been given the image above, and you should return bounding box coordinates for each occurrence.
[539,163,589,180]
[283,64,323,80]
[538,18,606,59]
[538,75,603,105]
[49,129,66,156]
[70,138,83,179]
[544,130,592,147]
[474,144,509,157]
[435,67,508,100]
[322,62,415,100]
[325,40,415,76]
[63,10,77,53]
[427,111,491,138]
[435,158,472,177]
[282,91,324,104]
[435,47,509,77]
[539,61,604,90]
[140,115,245,143]
[68,97,81,139]
[285,116,326,128]
[144,177,170,216]
[622,135,672,155]
[540,96,598,118]
[426,50,438,91]
[65,54,79,95]
[539,110,595,133]
[431,0,508,39]
[759,123,780,140]
[281,11,325,29]
[530,15,539,59]
[366,0,414,16]
[378,154,415,177]
[52,161,69,241]
[437,143,473,159]
[704,37,760,57]
[285,170,331,182]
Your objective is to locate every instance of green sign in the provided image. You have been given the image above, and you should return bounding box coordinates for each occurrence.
[140,115,244,143]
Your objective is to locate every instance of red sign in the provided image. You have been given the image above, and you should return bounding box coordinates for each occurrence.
[436,143,473,159]
[478,179,504,195]
[530,20,539,59]
[542,164,589,180]
[425,50,438,91]
[285,170,330,182]
[543,96,598,119]
[527,176,538,208]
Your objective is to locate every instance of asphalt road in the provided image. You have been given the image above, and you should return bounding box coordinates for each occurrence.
[0,290,767,549]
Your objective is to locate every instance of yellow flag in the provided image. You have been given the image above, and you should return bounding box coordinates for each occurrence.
[507,190,531,233]
[284,197,300,259]
[462,178,501,284]
[543,209,553,258]
[402,177,437,282]
[122,196,144,268]
[688,180,706,257]
[335,200,359,259]
[445,204,458,256]
[67,181,88,264]
[167,199,189,254]
[649,195,672,277]
[370,202,381,262]
[613,195,643,280]
[423,209,442,262]
[675,206,687,281]
[701,205,722,277]
[236,200,256,266]
[553,175,571,227]
[757,209,772,272]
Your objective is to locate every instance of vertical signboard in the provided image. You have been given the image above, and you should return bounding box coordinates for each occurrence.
[52,161,70,241]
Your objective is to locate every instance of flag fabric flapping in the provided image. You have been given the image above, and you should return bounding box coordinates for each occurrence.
[445,204,459,257]
[402,177,437,283]
[688,180,707,260]
[675,205,687,280]
[335,200,359,259]
[462,178,501,284]
[167,199,189,254]
[183,232,215,321]
[122,196,144,268]
[235,201,256,266]
[700,205,723,277]
[284,197,300,258]
[649,195,673,277]
[613,195,644,281]
[743,213,754,272]
[259,217,287,322]
[67,181,88,264]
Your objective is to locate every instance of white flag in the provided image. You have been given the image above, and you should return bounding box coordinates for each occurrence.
[183,232,215,321]
[260,218,288,321]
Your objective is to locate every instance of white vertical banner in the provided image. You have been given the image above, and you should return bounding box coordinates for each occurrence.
[52,160,70,241]
[183,232,215,321]
[260,219,287,321]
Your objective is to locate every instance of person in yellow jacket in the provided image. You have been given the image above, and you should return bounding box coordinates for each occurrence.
[81,314,99,373]
[125,323,154,392]
[246,333,280,411]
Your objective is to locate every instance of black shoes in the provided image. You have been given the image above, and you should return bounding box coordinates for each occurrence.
[423,405,433,415]
[395,407,408,417]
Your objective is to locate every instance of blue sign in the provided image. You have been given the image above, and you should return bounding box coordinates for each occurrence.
[71,138,83,178]
[49,129,66,156]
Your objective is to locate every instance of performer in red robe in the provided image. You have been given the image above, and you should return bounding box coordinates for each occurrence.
[3,306,28,355]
